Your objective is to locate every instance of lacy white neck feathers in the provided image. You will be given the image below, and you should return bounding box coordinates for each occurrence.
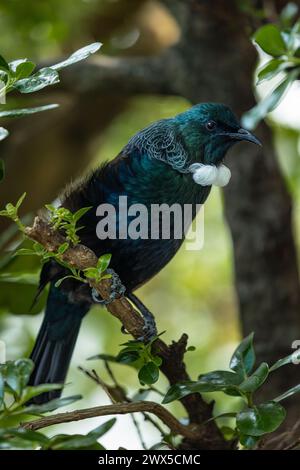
[188,163,231,187]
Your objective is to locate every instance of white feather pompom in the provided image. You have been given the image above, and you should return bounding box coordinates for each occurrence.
[214,164,231,187]
[188,163,231,187]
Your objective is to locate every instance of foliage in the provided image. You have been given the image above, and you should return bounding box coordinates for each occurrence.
[162,333,300,448]
[243,4,300,128]
[90,333,164,386]
[0,358,116,450]
[0,197,112,289]
[0,42,101,181]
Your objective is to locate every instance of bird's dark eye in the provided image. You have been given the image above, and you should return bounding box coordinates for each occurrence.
[206,120,217,131]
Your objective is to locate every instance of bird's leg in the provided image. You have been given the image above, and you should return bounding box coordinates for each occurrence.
[126,292,158,343]
[91,268,126,305]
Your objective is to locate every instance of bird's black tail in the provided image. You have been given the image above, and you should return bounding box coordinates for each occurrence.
[29,283,90,404]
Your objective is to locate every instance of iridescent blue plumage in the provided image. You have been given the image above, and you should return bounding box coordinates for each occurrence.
[29,103,260,402]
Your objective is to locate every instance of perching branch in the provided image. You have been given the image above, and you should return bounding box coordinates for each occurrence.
[22,401,200,441]
[24,215,227,449]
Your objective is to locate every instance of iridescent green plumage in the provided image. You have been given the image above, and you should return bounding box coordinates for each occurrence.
[29,103,260,402]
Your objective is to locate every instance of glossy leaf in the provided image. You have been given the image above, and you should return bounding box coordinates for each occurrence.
[22,394,82,415]
[163,371,242,404]
[239,363,269,393]
[97,253,112,272]
[87,353,117,362]
[256,59,286,84]
[73,206,92,222]
[117,351,140,364]
[21,383,63,404]
[270,348,300,371]
[9,60,35,79]
[229,333,255,378]
[239,433,260,449]
[274,383,300,402]
[197,370,242,387]
[14,67,59,93]
[0,55,9,71]
[87,418,116,438]
[50,42,102,71]
[254,24,287,56]
[236,402,286,436]
[1,359,34,398]
[163,381,198,403]
[0,104,58,118]
[242,70,299,130]
[6,428,49,446]
[138,362,159,385]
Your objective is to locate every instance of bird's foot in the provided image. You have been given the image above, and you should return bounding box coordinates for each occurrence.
[137,315,158,344]
[91,269,126,305]
[126,292,158,343]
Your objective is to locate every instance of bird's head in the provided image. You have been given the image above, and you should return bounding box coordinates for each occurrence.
[176,103,261,167]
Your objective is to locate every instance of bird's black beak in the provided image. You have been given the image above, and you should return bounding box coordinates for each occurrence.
[228,128,262,146]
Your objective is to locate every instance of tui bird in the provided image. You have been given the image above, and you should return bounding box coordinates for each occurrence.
[28,103,260,403]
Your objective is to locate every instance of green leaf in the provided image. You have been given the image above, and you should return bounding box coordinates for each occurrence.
[236,402,286,436]
[138,362,159,385]
[239,363,269,393]
[0,127,9,141]
[229,333,255,378]
[2,359,34,398]
[256,59,286,85]
[220,426,236,441]
[73,206,92,222]
[7,428,49,446]
[48,433,105,450]
[197,370,242,388]
[15,192,27,210]
[50,42,102,71]
[9,60,35,79]
[254,24,287,56]
[242,69,299,129]
[87,353,117,362]
[22,394,82,415]
[239,433,260,449]
[97,253,112,272]
[0,104,59,118]
[14,67,59,93]
[270,349,300,371]
[88,418,116,438]
[21,384,63,404]
[162,371,242,404]
[274,383,300,402]
[152,355,162,367]
[83,267,99,279]
[57,242,69,254]
[117,350,140,364]
[0,159,4,182]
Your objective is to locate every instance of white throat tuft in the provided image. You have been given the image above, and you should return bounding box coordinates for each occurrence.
[188,163,231,187]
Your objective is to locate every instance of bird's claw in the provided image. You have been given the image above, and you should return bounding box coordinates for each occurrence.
[137,317,158,344]
[91,269,126,305]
